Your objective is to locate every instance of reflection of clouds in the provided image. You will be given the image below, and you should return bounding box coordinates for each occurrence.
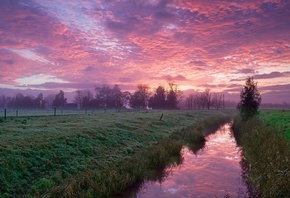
[163,187,178,194]
[225,156,240,161]
[137,123,247,197]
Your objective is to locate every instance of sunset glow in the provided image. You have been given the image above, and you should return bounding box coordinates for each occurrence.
[1,0,290,103]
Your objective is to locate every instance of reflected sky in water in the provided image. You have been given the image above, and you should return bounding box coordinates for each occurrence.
[135,124,247,198]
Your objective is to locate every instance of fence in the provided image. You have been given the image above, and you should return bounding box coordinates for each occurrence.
[0,108,142,119]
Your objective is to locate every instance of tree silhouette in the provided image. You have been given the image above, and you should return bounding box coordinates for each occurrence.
[74,90,94,109]
[0,94,8,109]
[34,93,45,109]
[52,90,67,108]
[95,85,111,109]
[166,81,182,109]
[110,84,123,109]
[237,77,261,120]
[95,84,123,109]
[203,88,211,110]
[130,84,150,108]
[149,86,166,109]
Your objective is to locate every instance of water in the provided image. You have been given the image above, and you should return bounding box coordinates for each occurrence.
[119,123,248,198]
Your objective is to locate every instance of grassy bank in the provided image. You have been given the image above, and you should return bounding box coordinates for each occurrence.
[0,110,231,197]
[232,116,290,197]
[259,110,290,139]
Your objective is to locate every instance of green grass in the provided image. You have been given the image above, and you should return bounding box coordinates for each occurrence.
[232,116,290,197]
[259,110,290,139]
[0,110,232,197]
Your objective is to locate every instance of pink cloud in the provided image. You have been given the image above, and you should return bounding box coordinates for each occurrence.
[0,0,289,103]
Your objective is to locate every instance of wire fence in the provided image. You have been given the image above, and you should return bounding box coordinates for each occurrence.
[0,108,140,119]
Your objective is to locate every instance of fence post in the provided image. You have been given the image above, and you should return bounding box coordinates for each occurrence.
[54,108,56,116]
[4,108,7,119]
[85,108,87,114]
[159,113,163,121]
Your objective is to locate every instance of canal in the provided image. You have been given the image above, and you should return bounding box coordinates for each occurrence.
[118,123,248,198]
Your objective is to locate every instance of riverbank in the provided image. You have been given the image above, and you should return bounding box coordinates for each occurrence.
[119,122,247,198]
[232,116,290,197]
[0,110,232,197]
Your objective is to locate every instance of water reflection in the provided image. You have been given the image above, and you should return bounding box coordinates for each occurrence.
[240,154,260,197]
[118,123,249,198]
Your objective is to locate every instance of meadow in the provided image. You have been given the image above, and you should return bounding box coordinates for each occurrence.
[0,110,232,197]
[259,109,290,139]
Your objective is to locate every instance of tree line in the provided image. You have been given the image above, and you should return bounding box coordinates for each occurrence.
[0,91,67,110]
[0,81,226,110]
[74,82,183,110]
[185,89,225,110]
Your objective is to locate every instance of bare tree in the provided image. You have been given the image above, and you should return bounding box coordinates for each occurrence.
[74,90,85,109]
[211,93,223,109]
[166,81,183,109]
[193,93,202,110]
[203,89,211,110]
[186,94,194,110]
[74,90,94,109]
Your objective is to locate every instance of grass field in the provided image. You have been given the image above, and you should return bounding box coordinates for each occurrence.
[260,110,290,139]
[0,110,232,197]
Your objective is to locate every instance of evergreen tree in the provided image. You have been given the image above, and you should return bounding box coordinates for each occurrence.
[237,77,261,120]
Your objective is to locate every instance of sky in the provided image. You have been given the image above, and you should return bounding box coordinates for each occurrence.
[0,0,290,103]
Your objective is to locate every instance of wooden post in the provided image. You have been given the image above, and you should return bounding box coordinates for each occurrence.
[85,108,87,114]
[54,108,56,116]
[4,108,7,119]
[159,113,163,121]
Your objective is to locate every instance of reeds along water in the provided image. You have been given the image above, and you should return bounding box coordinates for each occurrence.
[49,136,184,198]
[232,116,290,198]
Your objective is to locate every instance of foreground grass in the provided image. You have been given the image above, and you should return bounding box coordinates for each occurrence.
[0,110,231,197]
[232,116,290,197]
[259,109,290,139]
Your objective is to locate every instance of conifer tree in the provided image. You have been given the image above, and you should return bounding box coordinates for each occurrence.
[237,77,261,120]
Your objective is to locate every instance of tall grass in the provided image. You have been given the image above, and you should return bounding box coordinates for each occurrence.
[48,138,183,198]
[232,116,290,197]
